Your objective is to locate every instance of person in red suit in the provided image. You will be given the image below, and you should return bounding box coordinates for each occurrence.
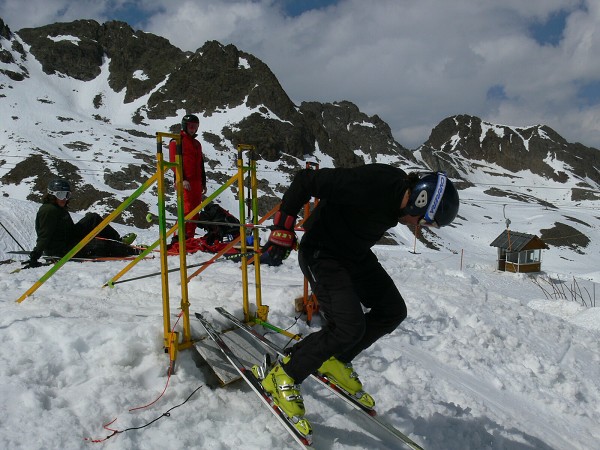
[169,114,207,241]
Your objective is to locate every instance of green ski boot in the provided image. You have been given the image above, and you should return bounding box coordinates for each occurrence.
[318,357,375,409]
[121,233,137,245]
[253,356,312,438]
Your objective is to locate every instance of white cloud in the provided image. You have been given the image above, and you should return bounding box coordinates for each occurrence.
[1,0,599,149]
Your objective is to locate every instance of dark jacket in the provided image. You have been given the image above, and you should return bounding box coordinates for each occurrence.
[280,164,410,260]
[31,201,76,260]
[31,200,136,260]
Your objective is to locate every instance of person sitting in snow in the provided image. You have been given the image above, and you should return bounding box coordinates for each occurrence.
[256,164,460,437]
[23,178,138,268]
[198,202,240,245]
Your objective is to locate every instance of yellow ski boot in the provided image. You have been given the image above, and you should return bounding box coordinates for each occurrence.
[254,358,312,438]
[318,357,375,409]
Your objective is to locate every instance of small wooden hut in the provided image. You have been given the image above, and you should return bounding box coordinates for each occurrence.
[490,230,549,273]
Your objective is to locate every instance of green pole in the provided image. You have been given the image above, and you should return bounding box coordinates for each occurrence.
[16,173,159,303]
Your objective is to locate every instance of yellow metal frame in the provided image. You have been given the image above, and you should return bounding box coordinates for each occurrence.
[17,132,283,370]
[16,173,160,303]
[235,144,267,322]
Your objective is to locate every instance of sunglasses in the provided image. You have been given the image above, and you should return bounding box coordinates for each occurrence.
[50,190,71,200]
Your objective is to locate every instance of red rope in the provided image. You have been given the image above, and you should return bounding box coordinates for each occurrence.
[129,311,183,412]
[85,311,185,442]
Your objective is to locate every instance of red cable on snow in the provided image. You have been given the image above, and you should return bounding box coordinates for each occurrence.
[85,311,186,442]
[128,311,183,412]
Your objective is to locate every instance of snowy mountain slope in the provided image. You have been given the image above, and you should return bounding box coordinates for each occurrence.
[0,17,598,277]
[1,18,415,213]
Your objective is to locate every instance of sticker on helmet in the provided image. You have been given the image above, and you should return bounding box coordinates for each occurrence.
[424,173,447,222]
[414,190,428,208]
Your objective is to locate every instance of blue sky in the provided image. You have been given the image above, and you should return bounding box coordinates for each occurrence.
[0,0,599,150]
[528,8,570,46]
[280,0,339,17]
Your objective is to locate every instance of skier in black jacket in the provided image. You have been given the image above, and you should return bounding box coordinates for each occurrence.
[23,179,138,268]
[258,164,460,436]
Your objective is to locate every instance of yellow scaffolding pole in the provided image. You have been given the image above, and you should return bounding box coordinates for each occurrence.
[155,132,176,351]
[103,175,239,288]
[171,132,191,353]
[16,172,160,303]
[236,145,251,322]
[247,146,267,322]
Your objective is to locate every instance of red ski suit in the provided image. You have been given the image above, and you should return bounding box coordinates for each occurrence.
[169,131,206,239]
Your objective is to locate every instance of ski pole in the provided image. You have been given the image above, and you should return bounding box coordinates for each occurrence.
[145,213,276,230]
[93,236,153,251]
[0,220,26,251]
[103,251,255,287]
[146,213,305,231]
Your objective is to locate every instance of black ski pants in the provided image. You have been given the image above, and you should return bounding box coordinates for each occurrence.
[284,247,407,383]
[72,213,135,258]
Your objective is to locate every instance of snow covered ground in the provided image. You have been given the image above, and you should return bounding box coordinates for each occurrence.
[1,196,599,450]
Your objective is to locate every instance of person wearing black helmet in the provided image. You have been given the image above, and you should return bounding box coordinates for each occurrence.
[255,163,459,436]
[169,113,206,244]
[23,178,139,268]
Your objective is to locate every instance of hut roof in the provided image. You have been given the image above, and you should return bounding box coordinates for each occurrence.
[490,230,549,252]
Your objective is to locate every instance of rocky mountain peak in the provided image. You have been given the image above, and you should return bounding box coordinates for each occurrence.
[0,17,27,81]
[17,19,186,103]
[299,100,415,167]
[418,114,599,194]
[1,17,11,40]
[9,19,411,166]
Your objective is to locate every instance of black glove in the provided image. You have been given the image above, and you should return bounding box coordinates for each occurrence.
[22,259,43,269]
[261,211,297,266]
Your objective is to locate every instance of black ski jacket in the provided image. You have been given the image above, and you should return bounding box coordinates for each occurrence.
[280,164,411,260]
[31,202,76,260]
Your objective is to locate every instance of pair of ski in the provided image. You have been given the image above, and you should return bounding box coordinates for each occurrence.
[195,311,314,449]
[195,307,425,450]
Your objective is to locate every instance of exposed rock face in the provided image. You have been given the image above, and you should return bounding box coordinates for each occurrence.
[299,101,416,167]
[18,20,186,103]
[418,115,599,188]
[540,222,591,253]
[1,17,11,39]
[15,23,412,166]
[0,18,27,81]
